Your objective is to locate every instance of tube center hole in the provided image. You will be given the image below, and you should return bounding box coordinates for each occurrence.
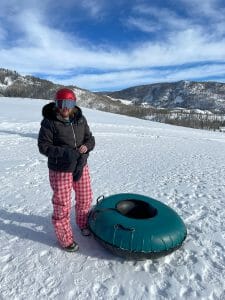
[116,199,157,219]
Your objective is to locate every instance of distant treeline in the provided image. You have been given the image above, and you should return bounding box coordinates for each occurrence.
[100,101,225,131]
[150,110,225,131]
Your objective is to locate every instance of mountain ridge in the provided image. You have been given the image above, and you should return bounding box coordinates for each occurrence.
[0,68,124,113]
[1,68,225,112]
[103,80,225,112]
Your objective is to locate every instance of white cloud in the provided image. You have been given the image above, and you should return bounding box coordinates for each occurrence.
[180,0,221,17]
[128,1,225,39]
[2,13,225,73]
[80,0,105,18]
[1,0,225,90]
[47,69,158,90]
[45,63,225,91]
[126,4,195,35]
[180,0,225,35]
[164,64,225,82]
[127,17,161,33]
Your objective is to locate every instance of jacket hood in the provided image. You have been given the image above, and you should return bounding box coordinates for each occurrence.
[42,102,83,121]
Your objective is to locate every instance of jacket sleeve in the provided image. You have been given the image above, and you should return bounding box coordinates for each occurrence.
[37,119,65,158]
[83,117,95,152]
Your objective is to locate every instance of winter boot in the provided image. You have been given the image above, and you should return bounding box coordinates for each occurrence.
[64,241,79,252]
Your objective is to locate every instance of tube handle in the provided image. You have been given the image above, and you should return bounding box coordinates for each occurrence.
[96,195,105,204]
[114,224,135,232]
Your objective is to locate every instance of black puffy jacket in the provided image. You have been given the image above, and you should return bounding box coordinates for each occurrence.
[38,102,95,172]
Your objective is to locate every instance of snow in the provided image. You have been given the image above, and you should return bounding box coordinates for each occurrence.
[4,77,13,86]
[0,97,225,300]
[0,77,14,90]
[106,95,132,106]
[174,96,183,104]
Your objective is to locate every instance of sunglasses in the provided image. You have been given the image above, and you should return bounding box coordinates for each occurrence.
[55,100,76,109]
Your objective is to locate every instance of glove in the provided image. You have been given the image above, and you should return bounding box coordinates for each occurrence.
[73,165,84,181]
[73,154,88,181]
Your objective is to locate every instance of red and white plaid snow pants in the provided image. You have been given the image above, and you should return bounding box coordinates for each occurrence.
[49,165,93,247]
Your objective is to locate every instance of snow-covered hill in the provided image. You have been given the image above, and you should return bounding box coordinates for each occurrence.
[0,97,224,299]
[0,68,125,111]
[106,80,225,112]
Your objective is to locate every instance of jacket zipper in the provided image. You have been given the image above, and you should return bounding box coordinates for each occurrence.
[70,123,77,149]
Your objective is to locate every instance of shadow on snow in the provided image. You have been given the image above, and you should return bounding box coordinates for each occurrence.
[0,129,38,139]
[0,208,121,261]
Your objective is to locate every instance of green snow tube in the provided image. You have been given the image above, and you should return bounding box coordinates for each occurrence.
[88,193,187,260]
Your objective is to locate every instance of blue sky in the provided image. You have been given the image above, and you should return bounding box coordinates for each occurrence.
[1,0,225,91]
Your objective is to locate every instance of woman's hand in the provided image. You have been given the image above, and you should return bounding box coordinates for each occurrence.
[79,145,88,154]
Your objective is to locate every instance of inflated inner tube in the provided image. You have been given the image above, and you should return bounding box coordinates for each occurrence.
[88,193,187,260]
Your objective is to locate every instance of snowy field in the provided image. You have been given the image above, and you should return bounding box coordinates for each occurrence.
[0,97,225,300]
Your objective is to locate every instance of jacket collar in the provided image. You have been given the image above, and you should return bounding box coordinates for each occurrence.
[42,102,83,122]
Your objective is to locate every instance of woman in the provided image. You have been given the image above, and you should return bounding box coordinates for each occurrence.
[38,88,95,252]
